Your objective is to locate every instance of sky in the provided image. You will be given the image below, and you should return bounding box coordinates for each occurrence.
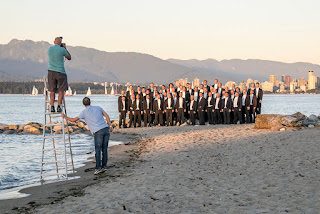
[0,0,319,64]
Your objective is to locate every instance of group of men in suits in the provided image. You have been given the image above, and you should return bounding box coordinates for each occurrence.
[117,80,263,128]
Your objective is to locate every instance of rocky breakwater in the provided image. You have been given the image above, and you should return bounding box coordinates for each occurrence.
[0,121,90,135]
[255,112,320,131]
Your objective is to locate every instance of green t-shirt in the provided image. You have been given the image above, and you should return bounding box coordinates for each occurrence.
[48,45,69,73]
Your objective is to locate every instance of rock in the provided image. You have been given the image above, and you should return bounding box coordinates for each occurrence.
[281,116,299,127]
[23,125,41,134]
[111,120,119,128]
[254,114,284,130]
[25,122,42,129]
[308,114,319,122]
[3,130,17,134]
[308,124,315,128]
[279,128,286,131]
[53,125,62,133]
[291,112,307,121]
[8,124,18,130]
[77,121,86,129]
[0,124,9,131]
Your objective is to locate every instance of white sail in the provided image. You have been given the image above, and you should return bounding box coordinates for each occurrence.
[110,86,115,95]
[31,86,38,96]
[104,82,108,95]
[65,86,73,96]
[86,87,92,96]
[73,91,77,96]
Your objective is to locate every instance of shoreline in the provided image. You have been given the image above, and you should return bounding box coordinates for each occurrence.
[1,124,320,213]
[0,131,142,214]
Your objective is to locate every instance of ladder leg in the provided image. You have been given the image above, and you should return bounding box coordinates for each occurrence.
[63,98,75,173]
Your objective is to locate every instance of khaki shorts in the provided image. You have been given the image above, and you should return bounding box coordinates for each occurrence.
[48,70,68,93]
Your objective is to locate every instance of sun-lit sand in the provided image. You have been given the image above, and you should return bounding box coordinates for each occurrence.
[28,124,320,213]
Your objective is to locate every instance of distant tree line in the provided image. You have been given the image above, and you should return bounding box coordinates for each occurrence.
[0,82,126,94]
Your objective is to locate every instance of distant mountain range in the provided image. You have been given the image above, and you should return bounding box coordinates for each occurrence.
[0,39,319,83]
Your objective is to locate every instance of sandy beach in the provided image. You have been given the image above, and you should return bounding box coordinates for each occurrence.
[1,124,320,213]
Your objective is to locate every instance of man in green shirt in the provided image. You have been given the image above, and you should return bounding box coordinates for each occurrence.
[48,37,71,112]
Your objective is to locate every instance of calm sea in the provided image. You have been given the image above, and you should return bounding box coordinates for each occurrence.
[0,94,319,197]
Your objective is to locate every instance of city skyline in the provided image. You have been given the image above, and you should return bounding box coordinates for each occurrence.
[1,0,320,64]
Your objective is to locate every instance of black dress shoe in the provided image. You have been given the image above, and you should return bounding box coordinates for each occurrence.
[51,106,55,113]
[57,105,62,113]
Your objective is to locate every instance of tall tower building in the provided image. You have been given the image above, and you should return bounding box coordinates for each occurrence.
[308,70,317,90]
[269,75,277,85]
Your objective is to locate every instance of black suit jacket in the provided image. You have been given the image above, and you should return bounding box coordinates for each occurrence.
[188,100,198,112]
[164,98,175,110]
[175,98,186,110]
[222,97,232,109]
[153,99,164,111]
[118,99,128,112]
[197,97,207,111]
[143,99,153,111]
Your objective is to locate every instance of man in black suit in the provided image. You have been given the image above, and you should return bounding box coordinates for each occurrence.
[222,91,232,124]
[232,91,242,124]
[164,93,174,126]
[133,94,143,127]
[153,94,164,126]
[213,93,222,124]
[241,89,250,123]
[128,94,135,128]
[118,90,126,107]
[255,82,263,115]
[118,95,128,128]
[206,91,214,124]
[143,94,153,127]
[197,92,206,125]
[175,92,186,125]
[188,95,197,125]
[249,89,258,123]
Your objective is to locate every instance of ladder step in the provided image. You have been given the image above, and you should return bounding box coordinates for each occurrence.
[45,112,64,116]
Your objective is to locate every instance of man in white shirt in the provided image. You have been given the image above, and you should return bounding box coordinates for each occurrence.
[213,93,221,124]
[206,91,214,124]
[232,92,242,124]
[153,94,164,126]
[222,92,232,124]
[164,93,174,126]
[118,96,128,128]
[175,92,186,125]
[188,95,197,125]
[143,94,153,127]
[133,94,143,127]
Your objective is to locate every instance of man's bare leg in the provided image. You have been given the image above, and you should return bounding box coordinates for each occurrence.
[50,91,56,112]
[57,90,64,112]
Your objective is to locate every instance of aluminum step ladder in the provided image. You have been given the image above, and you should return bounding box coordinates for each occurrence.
[40,83,75,182]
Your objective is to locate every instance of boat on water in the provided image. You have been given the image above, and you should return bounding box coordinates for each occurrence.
[104,82,108,95]
[65,86,73,96]
[86,87,92,96]
[31,86,38,96]
[110,86,115,95]
[73,91,77,96]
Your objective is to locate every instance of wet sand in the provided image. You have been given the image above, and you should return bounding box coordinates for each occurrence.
[1,124,320,213]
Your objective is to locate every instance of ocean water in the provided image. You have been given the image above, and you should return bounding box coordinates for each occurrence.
[0,94,320,196]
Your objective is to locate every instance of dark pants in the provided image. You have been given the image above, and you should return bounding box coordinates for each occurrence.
[166,109,173,126]
[223,108,231,124]
[233,107,242,124]
[144,110,151,127]
[256,100,262,114]
[198,110,205,125]
[213,109,221,124]
[134,110,142,127]
[177,108,185,124]
[93,127,110,169]
[242,106,250,123]
[189,110,196,125]
[128,110,134,127]
[249,105,256,123]
[119,111,127,128]
[207,107,214,124]
[155,110,163,126]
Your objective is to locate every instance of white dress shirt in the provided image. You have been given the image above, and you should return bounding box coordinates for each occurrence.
[233,96,239,108]
[207,97,212,107]
[179,97,183,108]
[215,98,220,109]
[242,95,246,106]
[122,100,126,111]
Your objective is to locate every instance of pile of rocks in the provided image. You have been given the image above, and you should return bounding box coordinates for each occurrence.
[0,121,90,135]
[255,112,320,131]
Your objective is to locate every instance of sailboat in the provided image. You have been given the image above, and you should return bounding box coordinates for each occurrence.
[65,86,73,96]
[31,86,39,96]
[104,82,108,95]
[110,83,115,95]
[73,91,77,96]
[86,87,92,96]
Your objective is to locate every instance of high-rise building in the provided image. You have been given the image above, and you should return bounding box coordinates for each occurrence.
[261,81,274,92]
[284,75,292,87]
[308,70,317,90]
[269,75,277,85]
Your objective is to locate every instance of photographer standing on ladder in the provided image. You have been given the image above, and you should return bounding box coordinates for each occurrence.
[48,36,71,113]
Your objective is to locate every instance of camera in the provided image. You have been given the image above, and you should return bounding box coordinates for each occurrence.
[59,36,66,48]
